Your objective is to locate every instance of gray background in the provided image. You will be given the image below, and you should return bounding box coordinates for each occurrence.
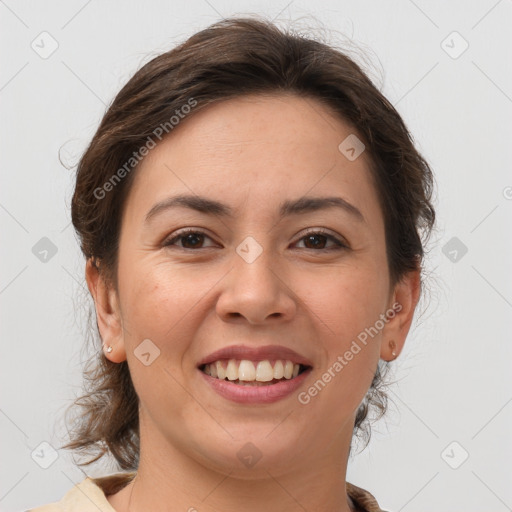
[1,1,511,511]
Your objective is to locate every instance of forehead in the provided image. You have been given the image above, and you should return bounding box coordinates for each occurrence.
[123,93,381,227]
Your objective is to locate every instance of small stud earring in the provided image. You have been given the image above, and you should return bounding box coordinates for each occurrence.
[389,340,397,358]
[103,344,113,354]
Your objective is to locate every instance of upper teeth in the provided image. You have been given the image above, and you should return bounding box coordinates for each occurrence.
[203,359,301,381]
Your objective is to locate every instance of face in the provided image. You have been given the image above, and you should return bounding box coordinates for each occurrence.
[90,93,419,478]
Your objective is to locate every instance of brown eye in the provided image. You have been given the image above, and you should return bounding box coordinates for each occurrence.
[163,229,348,252]
[302,234,329,249]
[163,230,215,249]
[179,232,205,249]
[294,230,347,251]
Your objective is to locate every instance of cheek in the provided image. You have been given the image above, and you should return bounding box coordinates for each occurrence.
[297,269,383,421]
[117,255,202,348]
[292,261,386,398]
[293,260,388,342]
[117,261,204,413]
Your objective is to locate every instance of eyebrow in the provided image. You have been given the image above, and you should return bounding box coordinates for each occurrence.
[144,193,366,224]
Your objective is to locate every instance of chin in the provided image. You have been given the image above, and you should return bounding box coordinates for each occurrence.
[192,431,307,478]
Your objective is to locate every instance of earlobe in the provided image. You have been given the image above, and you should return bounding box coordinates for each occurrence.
[380,269,421,361]
[85,259,127,363]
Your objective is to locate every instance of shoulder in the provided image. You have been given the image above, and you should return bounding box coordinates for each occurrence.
[346,481,389,512]
[27,472,136,512]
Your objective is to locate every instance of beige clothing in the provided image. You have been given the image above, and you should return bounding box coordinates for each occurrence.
[27,472,387,512]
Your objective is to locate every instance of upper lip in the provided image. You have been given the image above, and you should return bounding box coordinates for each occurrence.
[197,344,313,368]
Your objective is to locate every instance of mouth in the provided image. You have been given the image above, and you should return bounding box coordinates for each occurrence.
[199,359,311,386]
[197,344,313,403]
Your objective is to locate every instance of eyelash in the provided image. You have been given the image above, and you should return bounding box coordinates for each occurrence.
[162,228,348,251]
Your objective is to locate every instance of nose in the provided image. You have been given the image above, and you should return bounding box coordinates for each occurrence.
[215,245,297,325]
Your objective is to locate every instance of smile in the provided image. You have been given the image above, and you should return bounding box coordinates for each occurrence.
[197,344,313,404]
[200,359,309,386]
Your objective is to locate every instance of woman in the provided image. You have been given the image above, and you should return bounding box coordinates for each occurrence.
[30,15,435,512]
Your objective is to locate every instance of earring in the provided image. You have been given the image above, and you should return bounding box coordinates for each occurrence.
[103,344,113,354]
[389,340,397,359]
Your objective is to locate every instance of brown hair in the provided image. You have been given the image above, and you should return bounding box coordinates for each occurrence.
[62,15,436,470]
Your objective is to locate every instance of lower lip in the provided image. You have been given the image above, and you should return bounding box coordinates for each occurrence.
[199,368,312,404]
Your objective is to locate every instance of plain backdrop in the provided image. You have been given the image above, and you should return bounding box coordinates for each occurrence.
[1,1,511,511]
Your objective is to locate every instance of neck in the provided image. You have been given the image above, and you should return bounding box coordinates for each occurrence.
[108,414,357,512]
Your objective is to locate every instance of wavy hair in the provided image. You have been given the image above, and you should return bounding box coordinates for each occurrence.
[62,15,436,470]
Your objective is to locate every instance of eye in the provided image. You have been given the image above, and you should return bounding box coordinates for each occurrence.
[162,229,216,250]
[162,228,349,251]
[293,229,348,251]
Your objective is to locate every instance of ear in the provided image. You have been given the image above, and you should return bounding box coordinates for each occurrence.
[380,268,421,361]
[85,258,127,363]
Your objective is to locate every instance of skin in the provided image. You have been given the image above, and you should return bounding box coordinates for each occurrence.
[86,93,420,512]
